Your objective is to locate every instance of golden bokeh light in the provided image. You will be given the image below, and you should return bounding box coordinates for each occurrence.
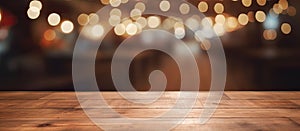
[263,29,277,40]
[281,23,291,34]
[214,3,224,14]
[126,23,138,35]
[136,17,147,28]
[78,14,89,26]
[121,0,128,4]
[47,13,61,26]
[226,17,238,31]
[162,18,176,30]
[110,8,122,17]
[88,13,99,25]
[202,17,213,27]
[159,0,171,12]
[255,11,266,23]
[60,20,74,34]
[247,11,255,22]
[242,0,252,7]
[198,1,208,13]
[27,7,40,19]
[273,4,283,14]
[213,23,225,36]
[185,16,200,31]
[278,0,288,10]
[109,15,121,26]
[238,13,249,25]
[256,0,266,6]
[215,14,226,24]
[130,9,142,20]
[174,27,185,39]
[100,0,109,5]
[135,2,146,12]
[44,29,56,41]
[287,6,296,16]
[109,0,121,7]
[91,24,104,38]
[29,0,42,10]
[179,3,190,15]
[114,23,126,36]
[147,16,161,28]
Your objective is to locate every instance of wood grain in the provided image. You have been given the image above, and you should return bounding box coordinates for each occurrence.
[0,91,299,130]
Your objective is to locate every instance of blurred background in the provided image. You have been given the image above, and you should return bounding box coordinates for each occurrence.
[0,0,299,91]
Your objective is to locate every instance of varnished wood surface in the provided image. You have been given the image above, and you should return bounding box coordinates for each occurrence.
[0,91,299,130]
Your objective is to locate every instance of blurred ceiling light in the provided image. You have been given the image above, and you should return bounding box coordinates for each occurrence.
[213,23,225,36]
[147,16,161,28]
[44,29,56,41]
[136,17,147,28]
[281,23,291,34]
[47,13,61,26]
[29,0,42,10]
[89,13,99,25]
[160,0,171,12]
[200,40,211,51]
[110,8,122,17]
[226,17,238,31]
[110,0,121,7]
[198,1,208,13]
[92,24,104,38]
[100,0,109,5]
[278,0,288,10]
[287,6,296,16]
[126,23,138,35]
[256,0,266,6]
[78,14,89,26]
[214,3,224,14]
[263,29,277,40]
[61,20,74,34]
[215,14,226,24]
[114,23,126,36]
[179,3,190,15]
[109,15,121,26]
[135,2,146,12]
[202,17,213,27]
[130,9,142,20]
[273,4,283,14]
[238,13,249,25]
[242,0,252,7]
[255,11,266,23]
[27,7,40,19]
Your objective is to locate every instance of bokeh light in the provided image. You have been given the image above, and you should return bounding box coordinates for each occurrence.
[110,0,121,7]
[255,11,266,23]
[147,16,161,28]
[61,20,74,34]
[77,14,89,26]
[126,23,138,35]
[159,0,171,12]
[47,13,61,26]
[214,3,224,14]
[114,23,126,36]
[257,0,266,6]
[242,0,252,7]
[198,1,208,13]
[43,29,56,41]
[263,29,277,40]
[135,2,146,12]
[27,7,40,19]
[281,23,291,34]
[179,3,190,15]
[215,14,226,24]
[238,13,249,25]
[92,24,105,38]
[29,0,42,10]
[89,13,99,25]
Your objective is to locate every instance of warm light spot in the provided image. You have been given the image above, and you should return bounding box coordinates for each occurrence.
[162,18,176,30]
[61,20,74,34]
[0,10,2,22]
[110,0,121,7]
[159,0,171,12]
[135,2,146,12]
[214,3,224,14]
[255,11,266,23]
[147,16,161,28]
[273,4,283,14]
[215,14,226,24]
[27,7,40,19]
[109,15,121,26]
[198,1,208,13]
[185,16,200,31]
[200,40,211,51]
[110,8,122,17]
[89,13,99,25]
[281,23,291,34]
[247,11,255,22]
[92,24,104,38]
[226,17,238,30]
[179,3,190,15]
[126,23,138,35]
[136,17,147,28]
[256,0,266,6]
[121,0,128,4]
[78,14,89,26]
[287,6,296,16]
[100,0,109,5]
[47,13,61,26]
[202,17,213,27]
[122,18,133,26]
[114,23,126,36]
[44,29,56,41]
[174,27,185,39]
[29,0,42,10]
[130,9,142,20]
[238,13,249,25]
[263,29,277,40]
[242,0,252,7]
[278,0,288,10]
[213,23,225,36]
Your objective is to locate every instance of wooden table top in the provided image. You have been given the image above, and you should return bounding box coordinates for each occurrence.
[0,91,299,130]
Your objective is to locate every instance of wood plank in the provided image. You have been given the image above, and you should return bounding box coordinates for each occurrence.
[0,92,52,100]
[0,100,79,109]
[225,91,300,100]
